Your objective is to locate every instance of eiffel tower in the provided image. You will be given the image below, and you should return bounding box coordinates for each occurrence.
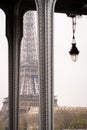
[19,11,39,113]
[20,11,38,96]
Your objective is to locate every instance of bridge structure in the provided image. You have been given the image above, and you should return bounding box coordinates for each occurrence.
[1,11,57,116]
[1,11,39,115]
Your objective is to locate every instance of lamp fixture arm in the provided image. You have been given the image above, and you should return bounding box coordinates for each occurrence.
[72,16,76,43]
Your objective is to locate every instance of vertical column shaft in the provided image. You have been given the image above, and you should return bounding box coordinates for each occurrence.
[6,10,14,130]
[35,0,56,130]
[6,8,22,130]
[13,14,22,130]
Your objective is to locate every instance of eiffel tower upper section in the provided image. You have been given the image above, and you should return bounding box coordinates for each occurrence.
[21,11,38,66]
[19,11,39,96]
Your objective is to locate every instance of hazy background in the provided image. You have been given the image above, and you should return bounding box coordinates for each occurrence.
[0,9,8,109]
[0,9,87,109]
[54,13,87,107]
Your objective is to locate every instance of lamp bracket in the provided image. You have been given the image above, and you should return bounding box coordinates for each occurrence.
[67,14,76,18]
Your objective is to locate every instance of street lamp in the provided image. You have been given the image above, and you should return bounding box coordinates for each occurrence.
[69,43,79,62]
[69,15,79,62]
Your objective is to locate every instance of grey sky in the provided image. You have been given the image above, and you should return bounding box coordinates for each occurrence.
[0,9,8,109]
[54,13,87,107]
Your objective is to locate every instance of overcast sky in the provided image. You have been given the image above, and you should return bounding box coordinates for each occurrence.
[54,13,87,107]
[0,9,87,109]
[0,9,8,109]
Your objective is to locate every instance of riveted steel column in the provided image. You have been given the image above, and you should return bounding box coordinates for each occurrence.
[35,0,56,130]
[6,9,14,130]
[6,3,23,130]
[12,13,22,130]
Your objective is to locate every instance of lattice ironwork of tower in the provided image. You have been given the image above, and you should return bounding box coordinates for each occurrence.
[20,11,39,97]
